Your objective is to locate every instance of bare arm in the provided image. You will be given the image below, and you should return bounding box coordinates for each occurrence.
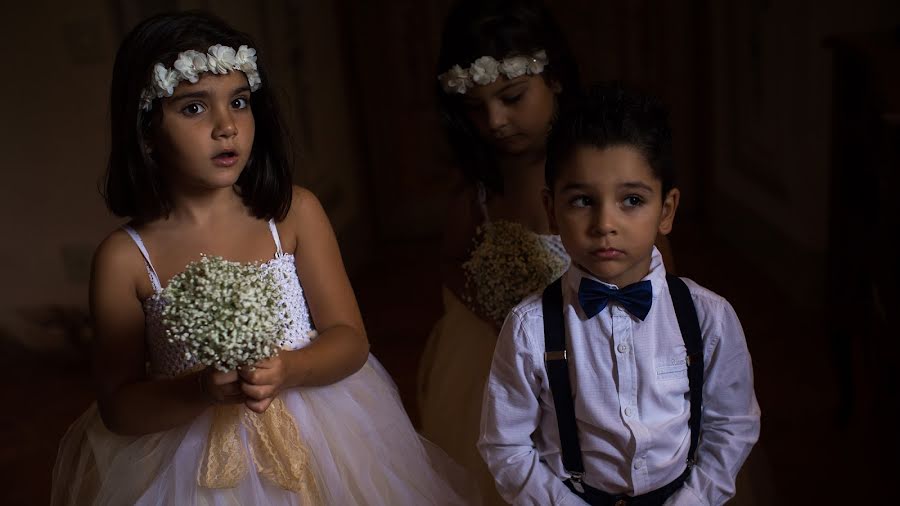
[240,187,369,411]
[285,187,370,384]
[92,231,241,436]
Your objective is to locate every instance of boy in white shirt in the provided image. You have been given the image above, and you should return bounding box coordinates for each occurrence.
[478,84,760,506]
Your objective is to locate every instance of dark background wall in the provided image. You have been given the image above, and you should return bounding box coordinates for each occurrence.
[1,0,898,504]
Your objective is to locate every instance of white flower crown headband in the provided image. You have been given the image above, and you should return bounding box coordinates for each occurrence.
[438,50,548,95]
[140,44,262,111]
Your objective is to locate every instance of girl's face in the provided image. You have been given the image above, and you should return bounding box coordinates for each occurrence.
[461,74,558,156]
[151,70,256,192]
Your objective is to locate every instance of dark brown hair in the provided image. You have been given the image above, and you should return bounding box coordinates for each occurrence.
[104,10,292,222]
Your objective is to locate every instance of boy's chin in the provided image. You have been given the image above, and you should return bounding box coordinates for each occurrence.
[573,259,649,288]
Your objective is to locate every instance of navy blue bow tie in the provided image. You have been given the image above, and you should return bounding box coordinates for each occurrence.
[577,278,653,321]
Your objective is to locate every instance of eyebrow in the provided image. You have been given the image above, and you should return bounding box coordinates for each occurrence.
[559,182,592,192]
[170,85,252,102]
[493,79,527,95]
[620,181,655,192]
[559,181,656,192]
[461,79,528,104]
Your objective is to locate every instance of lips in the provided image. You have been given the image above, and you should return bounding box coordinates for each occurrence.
[212,149,239,167]
[590,248,624,260]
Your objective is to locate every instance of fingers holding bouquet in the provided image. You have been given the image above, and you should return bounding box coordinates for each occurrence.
[201,368,246,404]
[161,256,293,413]
[239,353,289,413]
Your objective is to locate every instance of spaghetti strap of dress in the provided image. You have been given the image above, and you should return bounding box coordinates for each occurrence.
[121,225,163,293]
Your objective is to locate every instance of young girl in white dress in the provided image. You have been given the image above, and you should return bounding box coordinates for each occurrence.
[417,1,582,504]
[52,11,476,505]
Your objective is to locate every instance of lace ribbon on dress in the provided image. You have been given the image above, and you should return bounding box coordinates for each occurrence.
[198,399,321,503]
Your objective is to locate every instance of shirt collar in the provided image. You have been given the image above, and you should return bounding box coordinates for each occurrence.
[563,246,666,302]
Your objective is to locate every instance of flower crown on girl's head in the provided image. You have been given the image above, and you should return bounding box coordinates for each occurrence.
[438,50,548,95]
[140,44,262,111]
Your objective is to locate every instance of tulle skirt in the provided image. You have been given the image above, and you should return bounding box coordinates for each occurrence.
[52,355,479,505]
[418,288,506,506]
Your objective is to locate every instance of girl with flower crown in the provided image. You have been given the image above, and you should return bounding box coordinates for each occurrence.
[51,11,477,505]
[416,1,674,504]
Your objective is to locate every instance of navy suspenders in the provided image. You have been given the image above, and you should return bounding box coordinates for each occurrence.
[541,274,703,500]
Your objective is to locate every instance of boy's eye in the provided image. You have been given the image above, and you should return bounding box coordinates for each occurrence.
[232,97,250,109]
[182,103,206,116]
[623,195,644,207]
[570,195,592,208]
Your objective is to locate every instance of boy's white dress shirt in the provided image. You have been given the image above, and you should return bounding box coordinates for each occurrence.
[478,248,760,505]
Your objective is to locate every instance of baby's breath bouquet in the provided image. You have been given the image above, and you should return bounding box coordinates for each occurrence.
[462,220,568,327]
[161,255,290,372]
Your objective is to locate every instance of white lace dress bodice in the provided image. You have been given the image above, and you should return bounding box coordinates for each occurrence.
[124,222,317,377]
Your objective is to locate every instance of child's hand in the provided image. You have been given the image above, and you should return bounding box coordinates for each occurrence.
[200,368,245,404]
[239,353,289,414]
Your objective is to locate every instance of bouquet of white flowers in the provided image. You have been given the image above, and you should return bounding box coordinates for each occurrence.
[462,220,568,327]
[161,255,290,372]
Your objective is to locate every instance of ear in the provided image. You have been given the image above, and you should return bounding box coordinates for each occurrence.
[542,187,559,234]
[658,188,680,235]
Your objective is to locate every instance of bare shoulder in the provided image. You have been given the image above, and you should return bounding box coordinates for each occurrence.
[280,185,328,229]
[91,227,149,298]
[277,186,333,255]
[287,185,325,219]
[93,228,144,275]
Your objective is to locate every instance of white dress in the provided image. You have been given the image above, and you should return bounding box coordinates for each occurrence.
[418,186,569,506]
[52,220,478,506]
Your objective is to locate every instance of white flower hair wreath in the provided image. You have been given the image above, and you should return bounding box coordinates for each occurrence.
[140,44,262,111]
[438,50,548,94]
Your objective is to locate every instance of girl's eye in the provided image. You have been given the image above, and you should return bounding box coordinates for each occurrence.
[232,97,249,109]
[502,93,523,105]
[182,103,206,116]
[570,195,592,208]
[623,195,644,208]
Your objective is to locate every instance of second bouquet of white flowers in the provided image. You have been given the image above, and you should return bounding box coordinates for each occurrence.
[462,220,568,327]
[162,255,290,372]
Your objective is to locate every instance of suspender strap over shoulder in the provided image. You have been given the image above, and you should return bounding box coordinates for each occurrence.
[541,277,585,486]
[665,274,704,464]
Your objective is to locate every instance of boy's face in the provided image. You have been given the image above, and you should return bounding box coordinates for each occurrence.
[544,145,679,287]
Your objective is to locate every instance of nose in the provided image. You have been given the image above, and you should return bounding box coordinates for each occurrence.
[485,102,508,133]
[212,107,238,139]
[591,201,618,236]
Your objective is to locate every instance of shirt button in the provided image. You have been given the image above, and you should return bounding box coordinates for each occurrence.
[624,407,634,417]
[617,343,629,353]
[634,458,644,470]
